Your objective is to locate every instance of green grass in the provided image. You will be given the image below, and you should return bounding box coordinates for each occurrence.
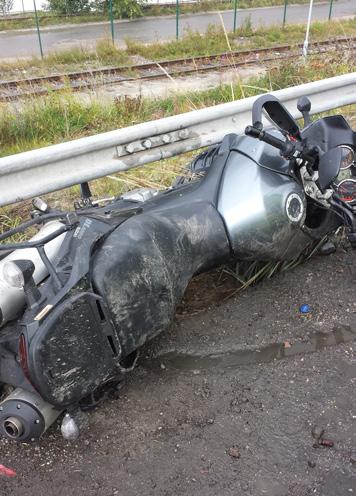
[0,0,328,31]
[0,39,130,79]
[43,39,129,66]
[0,52,354,225]
[0,12,105,31]
[1,53,354,159]
[1,17,354,80]
[126,17,356,59]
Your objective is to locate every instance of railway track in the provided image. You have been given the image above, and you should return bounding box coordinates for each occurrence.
[1,36,355,101]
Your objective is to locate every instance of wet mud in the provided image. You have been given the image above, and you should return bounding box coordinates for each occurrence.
[146,323,356,372]
[0,247,355,496]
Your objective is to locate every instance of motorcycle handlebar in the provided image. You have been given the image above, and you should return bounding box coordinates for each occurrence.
[245,125,295,158]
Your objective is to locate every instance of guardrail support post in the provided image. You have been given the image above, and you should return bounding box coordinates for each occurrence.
[233,0,238,32]
[109,0,115,44]
[328,0,334,20]
[33,0,44,59]
[283,0,288,26]
[176,0,179,40]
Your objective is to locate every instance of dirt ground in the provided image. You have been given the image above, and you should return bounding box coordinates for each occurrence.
[0,246,355,496]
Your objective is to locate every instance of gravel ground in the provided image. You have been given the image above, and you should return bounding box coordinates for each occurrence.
[0,246,355,496]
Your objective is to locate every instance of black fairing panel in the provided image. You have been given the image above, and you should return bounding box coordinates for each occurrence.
[230,133,290,174]
[28,293,116,407]
[92,201,230,356]
[302,115,356,151]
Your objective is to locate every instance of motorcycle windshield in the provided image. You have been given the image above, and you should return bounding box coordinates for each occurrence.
[302,115,356,152]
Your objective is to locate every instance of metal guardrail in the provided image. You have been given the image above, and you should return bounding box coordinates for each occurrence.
[0,72,355,207]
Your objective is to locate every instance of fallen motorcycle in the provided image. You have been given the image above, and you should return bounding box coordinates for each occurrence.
[0,94,355,442]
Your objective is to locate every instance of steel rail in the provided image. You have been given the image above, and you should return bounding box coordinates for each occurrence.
[0,72,355,207]
[0,36,354,101]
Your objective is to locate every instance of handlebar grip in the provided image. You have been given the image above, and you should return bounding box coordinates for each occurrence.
[245,125,261,139]
[245,125,295,157]
[260,132,289,152]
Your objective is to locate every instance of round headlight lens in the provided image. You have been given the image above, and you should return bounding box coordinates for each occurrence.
[1,262,25,289]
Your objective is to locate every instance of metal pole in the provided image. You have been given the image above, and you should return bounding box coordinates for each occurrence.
[33,0,44,59]
[282,0,288,27]
[21,0,25,14]
[109,0,115,43]
[302,0,314,59]
[176,0,179,40]
[328,0,334,20]
[233,0,238,33]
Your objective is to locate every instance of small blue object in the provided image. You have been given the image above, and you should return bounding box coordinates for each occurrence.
[299,304,310,314]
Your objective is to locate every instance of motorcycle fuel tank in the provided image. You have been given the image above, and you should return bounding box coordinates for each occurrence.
[218,135,310,261]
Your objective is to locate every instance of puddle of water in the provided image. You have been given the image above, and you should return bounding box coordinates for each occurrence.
[145,323,356,373]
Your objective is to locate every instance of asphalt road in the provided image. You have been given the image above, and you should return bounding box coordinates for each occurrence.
[0,0,355,59]
[1,246,355,496]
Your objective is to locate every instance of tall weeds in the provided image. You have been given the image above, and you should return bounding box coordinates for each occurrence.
[1,53,355,158]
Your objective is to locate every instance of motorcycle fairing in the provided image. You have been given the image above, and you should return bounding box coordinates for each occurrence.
[24,211,137,407]
[29,292,118,407]
[92,201,230,357]
[302,115,356,152]
[92,137,239,357]
[229,133,291,175]
[21,135,235,405]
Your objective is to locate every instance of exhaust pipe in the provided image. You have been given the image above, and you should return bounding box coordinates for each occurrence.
[3,417,24,438]
[0,388,62,442]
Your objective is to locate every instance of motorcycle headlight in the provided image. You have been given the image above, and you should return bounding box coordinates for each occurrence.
[1,261,25,289]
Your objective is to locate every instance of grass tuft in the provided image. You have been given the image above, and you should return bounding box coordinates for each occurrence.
[0,52,355,158]
[125,18,356,60]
